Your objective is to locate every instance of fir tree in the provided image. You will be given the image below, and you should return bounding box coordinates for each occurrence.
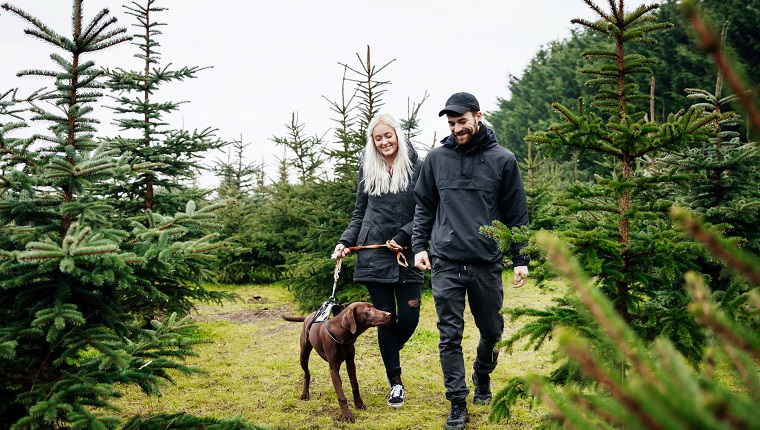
[525,0,722,357]
[101,0,224,215]
[520,138,564,231]
[211,135,268,284]
[484,0,724,420]
[0,2,225,427]
[271,112,327,186]
[523,216,760,430]
[657,22,760,329]
[673,23,760,255]
[258,46,426,310]
[98,0,233,323]
[323,65,364,183]
[214,134,264,196]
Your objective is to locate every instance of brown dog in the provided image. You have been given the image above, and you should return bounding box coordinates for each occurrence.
[282,301,391,422]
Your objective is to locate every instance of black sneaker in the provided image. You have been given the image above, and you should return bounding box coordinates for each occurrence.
[387,384,405,407]
[472,371,492,404]
[444,402,469,430]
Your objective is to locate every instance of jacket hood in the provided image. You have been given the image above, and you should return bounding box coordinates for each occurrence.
[405,136,420,164]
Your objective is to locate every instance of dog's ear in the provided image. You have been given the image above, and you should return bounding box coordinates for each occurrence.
[342,306,357,334]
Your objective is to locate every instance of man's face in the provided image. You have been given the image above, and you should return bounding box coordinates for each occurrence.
[446,111,482,145]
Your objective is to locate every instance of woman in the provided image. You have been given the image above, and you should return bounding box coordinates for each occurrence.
[333,113,423,408]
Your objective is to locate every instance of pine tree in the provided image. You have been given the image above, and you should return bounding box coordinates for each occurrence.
[526,0,723,356]
[101,0,224,215]
[483,0,725,421]
[524,215,760,429]
[211,135,268,284]
[520,139,564,231]
[672,23,760,255]
[0,2,224,427]
[98,0,233,323]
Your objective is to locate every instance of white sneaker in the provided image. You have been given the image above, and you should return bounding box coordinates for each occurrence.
[387,384,405,407]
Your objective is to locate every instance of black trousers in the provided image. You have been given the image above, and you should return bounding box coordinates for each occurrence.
[365,281,423,382]
[430,257,504,403]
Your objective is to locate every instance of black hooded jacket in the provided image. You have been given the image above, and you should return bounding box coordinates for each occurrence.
[339,139,424,284]
[411,122,530,265]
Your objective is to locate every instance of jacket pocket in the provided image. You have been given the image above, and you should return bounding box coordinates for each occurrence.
[357,224,371,246]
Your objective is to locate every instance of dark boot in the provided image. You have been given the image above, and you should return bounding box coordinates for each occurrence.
[444,401,469,430]
[472,371,492,404]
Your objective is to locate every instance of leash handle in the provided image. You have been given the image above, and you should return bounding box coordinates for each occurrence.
[343,241,409,267]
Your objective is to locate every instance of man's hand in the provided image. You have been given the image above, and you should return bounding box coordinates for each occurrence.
[414,251,431,271]
[513,265,528,288]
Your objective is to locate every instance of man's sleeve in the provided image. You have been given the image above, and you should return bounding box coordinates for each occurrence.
[499,155,530,266]
[411,157,438,254]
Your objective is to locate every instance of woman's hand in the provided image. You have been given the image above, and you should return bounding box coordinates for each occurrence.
[331,243,351,259]
[387,239,403,251]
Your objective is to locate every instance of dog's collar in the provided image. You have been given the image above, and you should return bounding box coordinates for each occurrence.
[324,320,354,345]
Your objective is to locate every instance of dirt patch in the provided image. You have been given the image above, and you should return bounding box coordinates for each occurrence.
[192,295,301,324]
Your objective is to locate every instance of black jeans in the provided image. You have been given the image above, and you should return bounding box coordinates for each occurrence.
[365,281,423,382]
[431,257,504,403]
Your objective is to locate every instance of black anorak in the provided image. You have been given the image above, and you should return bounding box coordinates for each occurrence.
[339,139,424,284]
[411,123,530,265]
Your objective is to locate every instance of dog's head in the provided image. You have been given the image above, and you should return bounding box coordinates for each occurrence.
[341,302,392,334]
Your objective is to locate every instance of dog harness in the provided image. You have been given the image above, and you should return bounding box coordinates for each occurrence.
[306,296,342,340]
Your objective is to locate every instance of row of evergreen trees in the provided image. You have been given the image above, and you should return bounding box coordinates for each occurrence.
[2,0,759,428]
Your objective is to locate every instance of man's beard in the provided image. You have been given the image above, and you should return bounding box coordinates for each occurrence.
[455,127,476,145]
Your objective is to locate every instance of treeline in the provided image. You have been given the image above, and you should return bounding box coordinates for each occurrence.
[1,0,759,429]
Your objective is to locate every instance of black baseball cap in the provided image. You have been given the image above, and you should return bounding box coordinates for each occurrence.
[438,92,480,117]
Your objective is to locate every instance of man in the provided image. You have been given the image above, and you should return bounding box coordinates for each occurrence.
[412,92,529,430]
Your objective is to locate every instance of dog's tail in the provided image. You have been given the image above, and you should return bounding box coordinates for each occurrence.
[281,315,307,322]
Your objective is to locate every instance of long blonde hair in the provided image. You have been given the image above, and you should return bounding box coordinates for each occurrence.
[362,113,413,196]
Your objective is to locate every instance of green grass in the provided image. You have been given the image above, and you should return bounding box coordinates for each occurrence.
[115,275,558,429]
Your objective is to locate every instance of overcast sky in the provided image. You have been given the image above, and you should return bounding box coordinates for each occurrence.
[0,0,652,187]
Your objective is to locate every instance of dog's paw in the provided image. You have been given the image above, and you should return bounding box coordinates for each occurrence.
[299,393,310,400]
[340,412,355,422]
[355,401,366,410]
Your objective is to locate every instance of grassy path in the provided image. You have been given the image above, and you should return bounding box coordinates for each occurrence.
[116,278,557,429]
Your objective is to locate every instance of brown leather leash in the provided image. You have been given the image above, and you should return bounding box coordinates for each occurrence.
[345,240,409,268]
[331,240,409,293]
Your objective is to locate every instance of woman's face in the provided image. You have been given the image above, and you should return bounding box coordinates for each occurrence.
[372,122,399,162]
